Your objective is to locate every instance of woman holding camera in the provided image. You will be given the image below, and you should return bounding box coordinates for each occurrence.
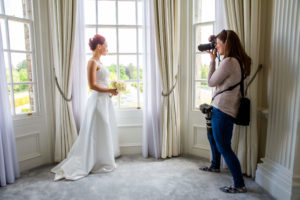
[200,30,251,193]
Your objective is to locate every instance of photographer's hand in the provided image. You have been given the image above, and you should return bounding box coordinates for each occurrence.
[208,35,215,42]
[205,48,217,61]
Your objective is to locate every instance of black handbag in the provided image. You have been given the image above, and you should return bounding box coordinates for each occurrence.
[211,60,250,126]
[235,65,250,126]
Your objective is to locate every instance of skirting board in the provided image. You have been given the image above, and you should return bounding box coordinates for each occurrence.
[255,159,295,200]
[120,144,142,155]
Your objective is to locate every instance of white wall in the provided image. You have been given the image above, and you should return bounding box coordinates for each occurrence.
[255,0,300,199]
[117,110,143,155]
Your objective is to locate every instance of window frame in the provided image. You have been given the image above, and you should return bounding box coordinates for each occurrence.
[85,0,143,110]
[192,0,215,111]
[0,0,39,118]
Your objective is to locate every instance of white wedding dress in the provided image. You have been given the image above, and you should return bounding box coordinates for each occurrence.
[51,59,120,181]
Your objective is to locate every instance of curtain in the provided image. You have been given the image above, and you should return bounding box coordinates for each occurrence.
[215,0,228,169]
[48,0,78,162]
[0,27,20,186]
[224,0,262,177]
[72,0,88,132]
[142,0,162,159]
[153,0,181,158]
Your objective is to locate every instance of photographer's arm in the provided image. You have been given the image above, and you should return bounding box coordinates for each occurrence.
[207,57,231,87]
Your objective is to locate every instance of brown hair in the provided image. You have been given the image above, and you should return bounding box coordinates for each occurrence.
[216,30,252,77]
[89,34,106,51]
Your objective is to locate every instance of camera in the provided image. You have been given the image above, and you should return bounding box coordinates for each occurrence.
[198,36,216,52]
[200,104,213,135]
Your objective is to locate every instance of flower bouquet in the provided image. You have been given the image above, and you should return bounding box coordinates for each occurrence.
[109,80,126,97]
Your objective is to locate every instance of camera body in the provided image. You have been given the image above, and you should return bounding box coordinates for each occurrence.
[198,36,216,52]
[200,104,213,135]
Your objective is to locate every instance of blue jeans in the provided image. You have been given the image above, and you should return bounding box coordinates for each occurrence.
[207,107,245,188]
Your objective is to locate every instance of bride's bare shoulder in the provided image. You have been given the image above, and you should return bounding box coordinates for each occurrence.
[87,59,101,71]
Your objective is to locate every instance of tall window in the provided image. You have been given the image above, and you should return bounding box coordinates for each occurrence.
[193,0,215,110]
[84,0,143,109]
[0,0,37,116]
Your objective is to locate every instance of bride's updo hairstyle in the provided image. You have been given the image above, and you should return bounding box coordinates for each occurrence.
[89,34,106,51]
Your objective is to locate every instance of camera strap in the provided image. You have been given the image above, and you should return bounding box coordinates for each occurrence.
[211,60,245,102]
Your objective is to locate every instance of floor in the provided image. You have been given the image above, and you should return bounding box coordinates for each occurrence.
[0,155,274,200]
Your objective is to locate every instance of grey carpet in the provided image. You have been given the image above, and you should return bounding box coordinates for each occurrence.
[0,155,274,200]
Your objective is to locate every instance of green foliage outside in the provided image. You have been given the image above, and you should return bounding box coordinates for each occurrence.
[201,64,209,79]
[106,63,143,92]
[12,60,29,92]
[106,63,143,81]
[15,96,29,107]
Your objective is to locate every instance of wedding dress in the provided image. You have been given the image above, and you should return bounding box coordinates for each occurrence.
[51,59,120,181]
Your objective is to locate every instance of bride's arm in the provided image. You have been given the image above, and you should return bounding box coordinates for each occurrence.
[87,60,117,95]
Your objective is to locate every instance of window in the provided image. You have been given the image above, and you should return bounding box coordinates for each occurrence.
[193,0,215,110]
[84,0,143,109]
[0,0,37,116]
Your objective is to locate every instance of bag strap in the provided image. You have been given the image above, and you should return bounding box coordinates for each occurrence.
[211,59,245,102]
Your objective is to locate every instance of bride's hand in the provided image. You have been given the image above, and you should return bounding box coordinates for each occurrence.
[109,89,118,96]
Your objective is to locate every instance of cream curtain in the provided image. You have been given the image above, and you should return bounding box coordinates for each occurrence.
[153,0,181,158]
[224,0,262,176]
[48,0,78,162]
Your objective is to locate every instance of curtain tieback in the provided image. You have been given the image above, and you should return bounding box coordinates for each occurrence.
[53,66,72,102]
[162,74,178,97]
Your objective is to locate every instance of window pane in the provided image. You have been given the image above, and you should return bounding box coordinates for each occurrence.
[138,55,143,80]
[98,1,116,25]
[119,55,137,80]
[137,1,143,25]
[14,84,35,114]
[0,19,7,49]
[8,20,31,51]
[195,24,213,52]
[195,82,212,109]
[138,28,143,53]
[139,82,143,107]
[118,1,136,25]
[98,28,117,53]
[193,0,215,23]
[11,53,33,82]
[0,1,3,14]
[120,82,137,108]
[4,0,32,19]
[85,54,92,64]
[85,0,96,24]
[8,85,13,114]
[85,28,97,52]
[195,53,210,80]
[102,55,117,80]
[4,52,10,82]
[119,28,136,53]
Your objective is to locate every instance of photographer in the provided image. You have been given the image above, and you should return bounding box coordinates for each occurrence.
[200,30,251,193]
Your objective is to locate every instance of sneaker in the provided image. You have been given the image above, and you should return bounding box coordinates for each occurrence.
[199,166,220,173]
[219,185,247,193]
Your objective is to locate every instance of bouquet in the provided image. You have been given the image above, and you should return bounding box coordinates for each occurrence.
[110,80,126,96]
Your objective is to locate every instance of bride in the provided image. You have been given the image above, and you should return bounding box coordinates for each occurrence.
[51,34,120,181]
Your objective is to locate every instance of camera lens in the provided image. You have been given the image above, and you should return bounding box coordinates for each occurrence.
[198,42,215,52]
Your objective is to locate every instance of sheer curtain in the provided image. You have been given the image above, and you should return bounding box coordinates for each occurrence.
[224,0,262,177]
[48,0,78,162]
[214,0,228,169]
[153,0,181,158]
[0,27,20,186]
[72,0,88,132]
[142,0,162,159]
